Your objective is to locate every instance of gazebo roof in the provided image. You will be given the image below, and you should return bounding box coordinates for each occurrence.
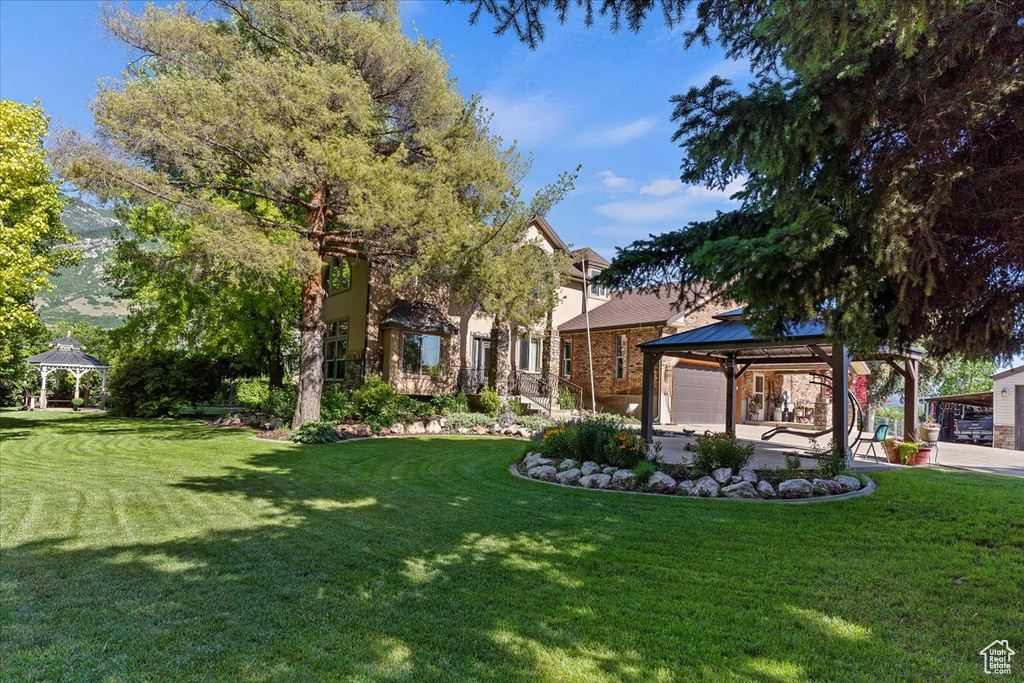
[28,335,110,369]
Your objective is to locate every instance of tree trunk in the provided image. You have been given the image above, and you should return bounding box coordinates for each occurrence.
[292,187,328,428]
[268,312,284,389]
[488,319,511,396]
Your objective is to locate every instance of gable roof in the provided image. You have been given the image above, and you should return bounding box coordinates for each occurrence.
[571,247,610,268]
[379,299,458,336]
[993,364,1024,381]
[558,285,685,333]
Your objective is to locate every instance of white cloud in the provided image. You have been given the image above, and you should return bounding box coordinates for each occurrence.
[596,170,632,191]
[595,177,746,223]
[479,91,574,147]
[639,178,683,196]
[571,116,659,148]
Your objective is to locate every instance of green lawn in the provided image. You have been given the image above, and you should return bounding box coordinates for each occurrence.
[2,411,1022,681]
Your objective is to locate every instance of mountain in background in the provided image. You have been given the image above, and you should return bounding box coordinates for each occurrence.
[35,197,128,329]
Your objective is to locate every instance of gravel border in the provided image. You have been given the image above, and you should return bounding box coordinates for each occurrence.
[509,464,876,504]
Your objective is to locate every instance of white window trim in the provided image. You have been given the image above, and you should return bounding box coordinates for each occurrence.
[614,333,627,380]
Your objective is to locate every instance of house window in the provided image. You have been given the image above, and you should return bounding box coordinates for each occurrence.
[561,340,571,378]
[402,332,442,377]
[589,270,609,298]
[614,333,627,380]
[323,319,349,381]
[323,257,351,295]
[519,336,541,373]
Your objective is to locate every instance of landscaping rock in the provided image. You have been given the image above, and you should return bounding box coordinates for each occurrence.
[602,466,618,475]
[524,453,543,468]
[579,473,612,489]
[834,474,862,492]
[406,422,426,435]
[457,427,470,435]
[693,476,720,497]
[738,467,758,483]
[756,480,777,498]
[647,471,677,492]
[712,467,733,484]
[472,425,489,435]
[722,481,758,499]
[555,468,582,485]
[677,480,696,496]
[581,461,601,476]
[425,420,442,434]
[611,469,636,487]
[527,465,557,481]
[778,478,813,497]
[812,478,843,495]
[390,423,406,435]
[558,458,579,471]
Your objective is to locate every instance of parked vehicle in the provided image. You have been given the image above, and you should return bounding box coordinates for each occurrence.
[954,418,994,445]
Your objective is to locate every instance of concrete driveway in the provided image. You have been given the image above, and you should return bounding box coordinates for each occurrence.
[654,423,1024,478]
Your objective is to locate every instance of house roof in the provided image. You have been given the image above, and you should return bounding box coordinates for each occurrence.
[992,364,1024,381]
[571,247,610,268]
[558,285,685,333]
[379,299,458,336]
[531,215,568,251]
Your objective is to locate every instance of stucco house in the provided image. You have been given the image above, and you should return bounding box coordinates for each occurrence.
[992,365,1024,450]
[320,216,611,407]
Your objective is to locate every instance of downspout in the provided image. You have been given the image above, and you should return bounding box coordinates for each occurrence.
[581,260,597,412]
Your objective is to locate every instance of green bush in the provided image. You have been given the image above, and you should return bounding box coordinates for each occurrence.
[442,412,497,431]
[262,385,297,421]
[814,444,847,477]
[320,384,355,423]
[557,384,576,411]
[690,432,755,473]
[345,377,433,431]
[431,392,469,415]
[634,459,656,484]
[290,421,341,444]
[604,430,652,468]
[107,350,224,417]
[236,377,269,410]
[538,415,648,467]
[896,440,922,465]
[479,386,502,416]
[71,397,86,409]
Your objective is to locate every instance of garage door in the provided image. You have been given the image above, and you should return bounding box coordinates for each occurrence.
[671,364,727,425]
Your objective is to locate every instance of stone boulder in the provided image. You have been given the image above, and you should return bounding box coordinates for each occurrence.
[527,465,556,481]
[756,480,777,498]
[738,467,758,483]
[579,473,612,489]
[778,478,813,498]
[555,468,582,485]
[677,480,696,496]
[390,423,406,435]
[581,461,601,476]
[406,421,426,435]
[602,466,618,475]
[611,469,636,487]
[558,458,580,471]
[712,467,733,484]
[524,452,543,468]
[812,478,843,495]
[722,481,758,499]
[425,420,443,434]
[834,474,862,492]
[647,471,677,493]
[693,476,720,497]
[472,425,489,435]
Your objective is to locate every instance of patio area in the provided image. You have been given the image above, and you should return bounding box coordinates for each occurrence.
[654,423,1024,478]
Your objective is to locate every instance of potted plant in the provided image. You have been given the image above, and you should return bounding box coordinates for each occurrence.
[896,440,931,466]
[919,422,940,442]
[772,395,784,421]
[71,397,85,412]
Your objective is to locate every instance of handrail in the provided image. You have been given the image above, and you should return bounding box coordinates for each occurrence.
[511,369,551,415]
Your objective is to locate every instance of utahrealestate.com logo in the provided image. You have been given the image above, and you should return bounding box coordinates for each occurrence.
[980,640,1016,675]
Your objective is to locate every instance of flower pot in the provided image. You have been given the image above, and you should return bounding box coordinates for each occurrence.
[920,426,939,442]
[773,408,783,421]
[911,447,931,466]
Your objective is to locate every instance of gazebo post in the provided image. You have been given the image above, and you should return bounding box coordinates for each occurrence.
[100,370,108,411]
[641,351,658,443]
[830,345,851,467]
[724,354,737,436]
[72,369,86,400]
[903,357,919,441]
[39,366,50,409]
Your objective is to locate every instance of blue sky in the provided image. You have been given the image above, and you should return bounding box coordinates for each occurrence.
[0,0,748,260]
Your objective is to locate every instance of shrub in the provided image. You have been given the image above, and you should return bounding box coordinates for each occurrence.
[557,384,576,411]
[605,430,651,468]
[262,385,297,421]
[896,440,921,465]
[505,397,528,417]
[320,384,355,423]
[538,415,647,467]
[443,412,497,431]
[431,391,469,415]
[71,397,86,409]
[107,350,224,417]
[634,459,656,484]
[815,444,847,478]
[236,377,269,410]
[690,432,755,473]
[290,421,341,444]
[782,453,803,479]
[540,425,574,460]
[479,386,502,416]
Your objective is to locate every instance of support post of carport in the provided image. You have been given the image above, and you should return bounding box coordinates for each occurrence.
[641,352,659,444]
[724,354,737,437]
[830,345,851,467]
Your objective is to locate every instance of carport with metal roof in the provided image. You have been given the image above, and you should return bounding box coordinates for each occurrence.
[638,309,924,467]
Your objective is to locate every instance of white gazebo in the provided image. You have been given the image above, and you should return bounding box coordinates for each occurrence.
[27,335,110,409]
